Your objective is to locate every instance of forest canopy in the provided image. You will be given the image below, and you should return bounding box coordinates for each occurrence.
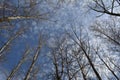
[0,0,120,80]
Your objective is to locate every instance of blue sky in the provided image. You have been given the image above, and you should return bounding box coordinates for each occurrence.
[1,0,120,80]
[0,0,96,75]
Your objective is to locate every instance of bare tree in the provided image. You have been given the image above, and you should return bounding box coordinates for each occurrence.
[0,0,51,23]
[94,47,119,80]
[89,0,120,16]
[88,0,120,79]
[67,27,102,80]
[24,35,44,80]
[48,34,82,80]
[90,18,120,79]
[7,47,31,80]
[91,18,120,52]
[0,0,60,80]
[0,27,26,59]
[72,45,89,80]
